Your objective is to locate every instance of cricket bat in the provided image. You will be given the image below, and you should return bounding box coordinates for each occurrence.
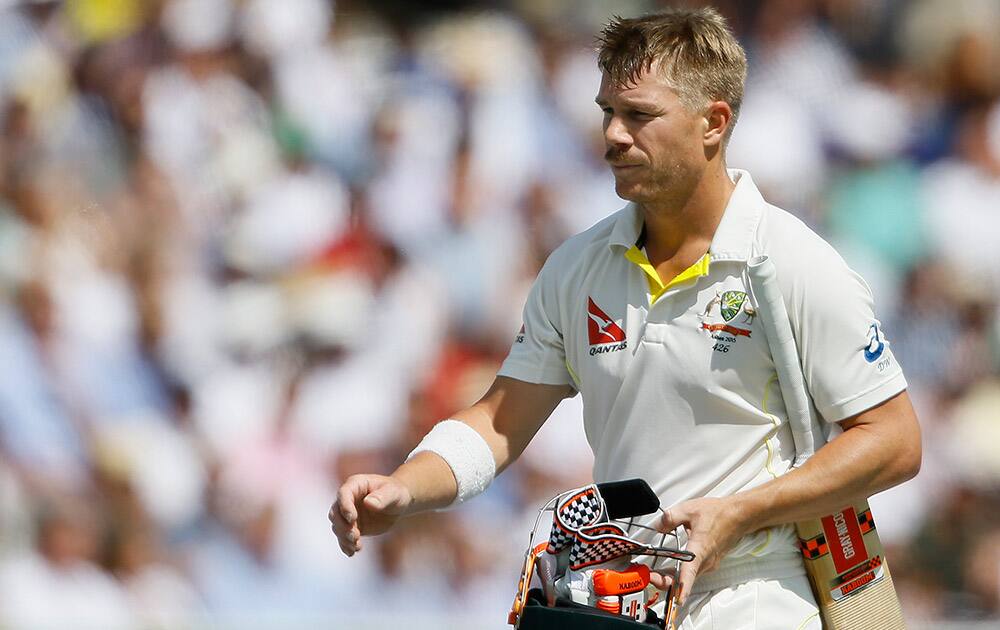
[747,256,906,630]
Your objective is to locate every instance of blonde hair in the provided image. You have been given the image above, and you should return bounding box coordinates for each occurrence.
[597,8,748,140]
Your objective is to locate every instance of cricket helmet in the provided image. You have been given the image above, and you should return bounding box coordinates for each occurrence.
[508,479,695,630]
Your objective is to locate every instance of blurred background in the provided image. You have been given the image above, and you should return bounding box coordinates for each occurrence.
[0,0,998,628]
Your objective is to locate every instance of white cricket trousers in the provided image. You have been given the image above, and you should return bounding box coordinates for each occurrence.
[677,574,821,630]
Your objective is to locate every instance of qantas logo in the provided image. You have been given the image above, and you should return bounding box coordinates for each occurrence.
[587,298,627,355]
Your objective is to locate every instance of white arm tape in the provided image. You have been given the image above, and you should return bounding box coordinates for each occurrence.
[405,419,496,505]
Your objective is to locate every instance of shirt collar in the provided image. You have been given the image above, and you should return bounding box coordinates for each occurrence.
[606,168,765,262]
[708,169,765,262]
[608,201,644,250]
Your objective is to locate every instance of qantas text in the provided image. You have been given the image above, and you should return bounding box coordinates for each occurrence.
[590,341,627,356]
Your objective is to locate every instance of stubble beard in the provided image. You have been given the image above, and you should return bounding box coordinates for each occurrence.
[613,161,681,206]
[648,158,706,212]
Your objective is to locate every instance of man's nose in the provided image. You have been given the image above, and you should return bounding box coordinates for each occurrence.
[604,115,632,151]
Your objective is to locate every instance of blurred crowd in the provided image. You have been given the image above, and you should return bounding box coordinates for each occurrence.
[0,0,998,627]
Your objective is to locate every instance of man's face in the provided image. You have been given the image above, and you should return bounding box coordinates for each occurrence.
[596,64,707,204]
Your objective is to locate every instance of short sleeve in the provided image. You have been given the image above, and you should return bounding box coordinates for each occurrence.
[497,255,576,388]
[784,241,907,423]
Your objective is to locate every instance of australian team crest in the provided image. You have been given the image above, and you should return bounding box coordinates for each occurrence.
[720,290,748,322]
[701,288,754,352]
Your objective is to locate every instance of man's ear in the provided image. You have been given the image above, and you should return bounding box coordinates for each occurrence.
[703,101,733,147]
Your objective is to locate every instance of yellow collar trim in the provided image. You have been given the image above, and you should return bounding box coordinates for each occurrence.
[624,247,711,304]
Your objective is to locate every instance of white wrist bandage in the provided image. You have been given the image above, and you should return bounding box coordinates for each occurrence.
[406,420,496,505]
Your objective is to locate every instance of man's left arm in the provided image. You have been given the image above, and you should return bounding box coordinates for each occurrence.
[660,383,921,605]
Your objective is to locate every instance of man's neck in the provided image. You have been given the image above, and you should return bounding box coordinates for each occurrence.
[638,165,735,266]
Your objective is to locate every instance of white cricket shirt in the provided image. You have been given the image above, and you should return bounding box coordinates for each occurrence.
[498,170,907,588]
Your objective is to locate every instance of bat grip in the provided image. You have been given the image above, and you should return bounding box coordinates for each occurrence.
[747,255,817,466]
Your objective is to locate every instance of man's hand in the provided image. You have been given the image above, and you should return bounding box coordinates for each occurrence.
[657,497,749,606]
[330,474,413,557]
[328,377,571,557]
[653,393,921,606]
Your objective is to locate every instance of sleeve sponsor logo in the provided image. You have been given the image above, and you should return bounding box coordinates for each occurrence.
[515,324,525,343]
[864,322,885,363]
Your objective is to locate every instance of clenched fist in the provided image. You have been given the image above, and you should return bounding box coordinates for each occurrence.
[330,474,413,557]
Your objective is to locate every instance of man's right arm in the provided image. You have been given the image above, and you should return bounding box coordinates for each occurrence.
[330,375,573,556]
